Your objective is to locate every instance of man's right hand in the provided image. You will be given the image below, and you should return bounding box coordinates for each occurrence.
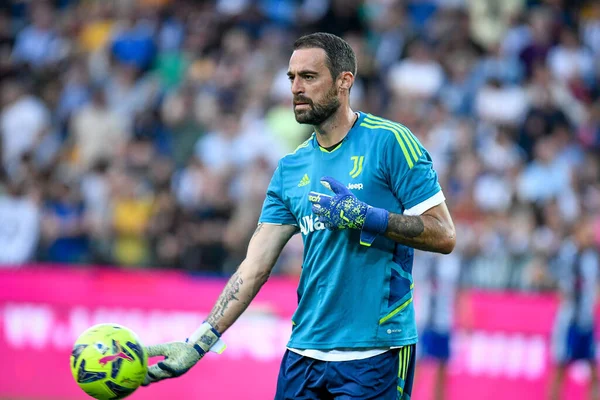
[143,322,224,386]
[143,342,203,385]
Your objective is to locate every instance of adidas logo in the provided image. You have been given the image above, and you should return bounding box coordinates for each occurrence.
[298,174,310,187]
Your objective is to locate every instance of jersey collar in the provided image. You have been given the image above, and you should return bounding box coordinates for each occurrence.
[312,111,365,153]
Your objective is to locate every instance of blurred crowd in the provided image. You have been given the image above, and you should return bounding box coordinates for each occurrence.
[0,0,599,289]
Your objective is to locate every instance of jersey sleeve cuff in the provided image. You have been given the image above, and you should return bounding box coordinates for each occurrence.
[403,191,445,216]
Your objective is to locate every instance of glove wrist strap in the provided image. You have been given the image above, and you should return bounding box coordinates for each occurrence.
[360,207,389,246]
[188,321,227,355]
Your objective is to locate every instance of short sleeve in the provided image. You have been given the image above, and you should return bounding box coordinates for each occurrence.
[259,163,298,226]
[384,126,444,215]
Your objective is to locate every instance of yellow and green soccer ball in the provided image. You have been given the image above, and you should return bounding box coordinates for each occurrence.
[70,324,148,399]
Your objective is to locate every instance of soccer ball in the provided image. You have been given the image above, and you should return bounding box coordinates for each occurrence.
[70,323,148,400]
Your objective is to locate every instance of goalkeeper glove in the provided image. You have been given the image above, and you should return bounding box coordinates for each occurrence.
[308,176,389,246]
[143,321,226,386]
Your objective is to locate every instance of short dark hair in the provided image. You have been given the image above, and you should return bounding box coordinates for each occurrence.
[293,32,357,80]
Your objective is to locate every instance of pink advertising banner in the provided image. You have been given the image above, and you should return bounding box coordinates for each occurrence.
[0,266,596,400]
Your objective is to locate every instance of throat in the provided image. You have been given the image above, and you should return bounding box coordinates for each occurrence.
[320,137,345,152]
[317,112,359,151]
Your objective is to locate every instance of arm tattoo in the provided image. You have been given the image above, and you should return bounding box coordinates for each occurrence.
[384,212,453,253]
[388,214,424,238]
[206,271,244,331]
[204,223,296,333]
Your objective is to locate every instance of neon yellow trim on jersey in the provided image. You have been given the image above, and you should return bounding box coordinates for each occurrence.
[399,347,405,380]
[398,386,404,395]
[364,117,419,162]
[397,124,422,157]
[405,347,411,379]
[289,133,316,155]
[360,122,414,169]
[379,297,413,324]
[359,240,372,247]
[366,115,422,157]
[292,320,296,326]
[398,349,402,377]
[400,347,405,378]
[405,346,410,379]
[398,349,402,378]
[292,140,311,154]
[319,142,343,153]
[410,282,414,290]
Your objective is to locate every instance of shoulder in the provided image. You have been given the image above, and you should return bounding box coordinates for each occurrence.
[358,113,419,145]
[279,133,315,166]
[358,113,426,168]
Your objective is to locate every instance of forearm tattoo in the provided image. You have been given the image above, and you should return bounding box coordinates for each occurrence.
[204,223,291,333]
[385,213,452,253]
[388,214,425,238]
[206,271,244,331]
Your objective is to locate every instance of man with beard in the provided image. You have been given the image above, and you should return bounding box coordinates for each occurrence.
[142,32,456,399]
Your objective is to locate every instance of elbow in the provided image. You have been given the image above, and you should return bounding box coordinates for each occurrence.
[240,257,273,285]
[439,227,456,255]
[256,267,272,285]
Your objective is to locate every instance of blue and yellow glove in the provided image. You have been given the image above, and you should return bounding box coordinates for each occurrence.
[308,176,389,246]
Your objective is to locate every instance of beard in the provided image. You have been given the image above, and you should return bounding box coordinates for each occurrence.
[293,85,340,125]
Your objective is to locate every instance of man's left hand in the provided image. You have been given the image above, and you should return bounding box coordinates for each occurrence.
[308,176,389,246]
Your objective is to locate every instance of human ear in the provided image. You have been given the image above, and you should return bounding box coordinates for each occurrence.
[338,71,354,92]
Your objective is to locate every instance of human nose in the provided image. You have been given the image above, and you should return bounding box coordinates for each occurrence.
[291,77,304,95]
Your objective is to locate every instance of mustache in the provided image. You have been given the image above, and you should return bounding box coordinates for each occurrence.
[293,97,312,105]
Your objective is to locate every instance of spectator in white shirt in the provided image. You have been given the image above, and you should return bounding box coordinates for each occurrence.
[0,80,51,178]
[0,181,40,266]
[388,39,444,99]
[547,27,595,84]
[475,78,529,126]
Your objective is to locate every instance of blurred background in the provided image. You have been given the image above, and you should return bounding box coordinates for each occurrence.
[0,0,599,399]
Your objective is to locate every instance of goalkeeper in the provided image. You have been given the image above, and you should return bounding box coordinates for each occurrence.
[144,32,456,400]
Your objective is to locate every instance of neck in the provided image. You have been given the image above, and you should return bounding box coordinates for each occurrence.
[314,105,356,148]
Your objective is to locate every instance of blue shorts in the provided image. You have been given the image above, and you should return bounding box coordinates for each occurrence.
[553,323,596,364]
[420,329,450,362]
[275,346,416,400]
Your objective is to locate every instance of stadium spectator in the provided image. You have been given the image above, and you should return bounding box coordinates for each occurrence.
[0,180,40,265]
[0,0,595,295]
[11,2,67,69]
[0,79,51,178]
[69,86,128,170]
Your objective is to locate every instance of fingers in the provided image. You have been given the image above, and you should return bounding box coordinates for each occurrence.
[142,342,200,387]
[145,344,169,357]
[143,344,171,386]
[142,364,172,386]
[311,203,324,215]
[319,176,349,195]
[308,191,332,206]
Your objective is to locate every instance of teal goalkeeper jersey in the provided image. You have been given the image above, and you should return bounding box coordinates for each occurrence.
[259,112,443,350]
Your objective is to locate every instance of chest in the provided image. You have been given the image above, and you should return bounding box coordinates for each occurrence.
[282,141,402,223]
